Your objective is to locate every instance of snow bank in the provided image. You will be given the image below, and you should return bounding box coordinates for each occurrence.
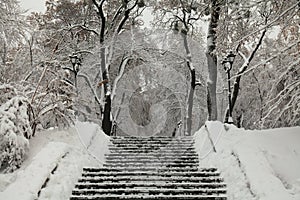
[75,121,112,164]
[0,121,111,200]
[38,147,89,200]
[0,142,69,200]
[194,121,300,200]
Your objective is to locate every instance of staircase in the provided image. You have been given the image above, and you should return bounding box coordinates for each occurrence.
[70,136,226,200]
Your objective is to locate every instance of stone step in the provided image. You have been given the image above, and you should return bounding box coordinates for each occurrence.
[106,152,198,157]
[105,155,199,159]
[72,188,226,195]
[110,140,194,145]
[78,176,224,183]
[83,167,204,173]
[81,171,220,178]
[102,163,199,168]
[75,182,226,189]
[109,149,197,154]
[105,159,199,164]
[83,167,218,173]
[70,194,227,200]
[110,141,194,147]
[111,136,193,140]
[108,146,195,150]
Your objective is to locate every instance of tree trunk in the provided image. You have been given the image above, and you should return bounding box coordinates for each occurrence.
[92,0,139,135]
[186,69,196,135]
[206,0,220,121]
[224,29,266,123]
[182,32,195,136]
[100,45,112,135]
[102,94,112,135]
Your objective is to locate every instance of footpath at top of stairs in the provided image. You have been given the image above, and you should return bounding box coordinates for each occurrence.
[70,135,227,200]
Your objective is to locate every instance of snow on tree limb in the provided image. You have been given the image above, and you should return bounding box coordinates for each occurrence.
[234,1,299,46]
[231,40,300,80]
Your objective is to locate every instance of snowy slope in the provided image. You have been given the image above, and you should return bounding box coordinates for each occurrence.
[0,121,111,200]
[194,121,300,200]
[1,121,299,200]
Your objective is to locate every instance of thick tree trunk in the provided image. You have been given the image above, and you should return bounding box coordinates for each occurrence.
[206,0,220,121]
[186,69,196,136]
[92,0,113,135]
[182,32,195,136]
[102,94,112,135]
[100,46,112,135]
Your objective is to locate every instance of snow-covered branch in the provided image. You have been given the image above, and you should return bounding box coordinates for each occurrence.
[232,40,300,79]
[111,56,129,101]
[77,73,102,106]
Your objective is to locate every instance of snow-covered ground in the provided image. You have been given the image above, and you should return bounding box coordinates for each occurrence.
[0,121,111,200]
[194,121,300,200]
[0,121,299,200]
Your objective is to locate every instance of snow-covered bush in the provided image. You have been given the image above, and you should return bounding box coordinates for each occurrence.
[0,96,32,172]
[36,77,75,129]
[0,84,18,105]
[22,61,76,131]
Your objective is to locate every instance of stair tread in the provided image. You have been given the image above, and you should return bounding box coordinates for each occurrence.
[75,182,226,187]
[70,136,226,200]
[72,188,226,192]
[71,194,226,198]
[79,177,224,183]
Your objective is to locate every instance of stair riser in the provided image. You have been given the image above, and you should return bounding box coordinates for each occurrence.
[105,156,199,159]
[72,189,226,196]
[75,183,226,189]
[103,163,199,167]
[110,142,194,146]
[78,178,225,183]
[81,173,221,178]
[83,167,218,173]
[106,154,198,158]
[109,150,197,154]
[70,195,227,200]
[105,160,199,164]
[108,147,195,152]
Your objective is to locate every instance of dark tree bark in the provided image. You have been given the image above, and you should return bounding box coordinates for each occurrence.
[182,32,196,136]
[224,29,266,123]
[92,0,139,135]
[206,0,221,121]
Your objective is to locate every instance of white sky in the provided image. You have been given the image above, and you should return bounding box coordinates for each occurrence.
[19,0,46,13]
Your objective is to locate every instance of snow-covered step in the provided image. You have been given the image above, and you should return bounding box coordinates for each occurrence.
[81,170,220,177]
[105,155,199,160]
[111,136,194,140]
[70,194,227,200]
[75,182,226,189]
[108,146,195,150]
[78,176,225,183]
[103,163,199,168]
[109,149,197,154]
[110,142,194,146]
[82,166,219,172]
[82,167,201,173]
[106,152,198,157]
[110,141,195,145]
[71,188,226,195]
[105,159,199,164]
